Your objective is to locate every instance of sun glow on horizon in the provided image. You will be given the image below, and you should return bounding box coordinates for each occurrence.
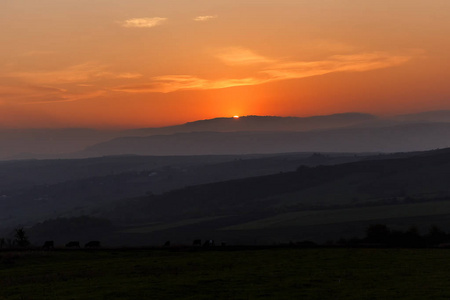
[0,1,449,129]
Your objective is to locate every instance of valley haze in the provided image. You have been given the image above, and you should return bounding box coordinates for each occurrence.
[3,1,450,298]
[2,111,450,160]
[2,111,450,247]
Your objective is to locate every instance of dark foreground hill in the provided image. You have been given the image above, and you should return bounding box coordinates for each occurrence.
[8,147,450,246]
[0,152,365,230]
[92,148,450,246]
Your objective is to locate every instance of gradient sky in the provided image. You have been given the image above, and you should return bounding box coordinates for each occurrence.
[1,0,450,128]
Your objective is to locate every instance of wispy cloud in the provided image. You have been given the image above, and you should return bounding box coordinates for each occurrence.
[0,83,108,105]
[3,62,136,104]
[113,49,416,94]
[8,62,142,85]
[300,40,356,54]
[0,85,65,98]
[112,75,270,93]
[194,15,217,22]
[8,62,109,85]
[25,90,107,104]
[215,47,275,65]
[262,52,412,80]
[115,72,143,79]
[121,17,167,28]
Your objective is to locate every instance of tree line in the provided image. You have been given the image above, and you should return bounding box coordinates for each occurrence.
[338,224,450,248]
[0,227,30,249]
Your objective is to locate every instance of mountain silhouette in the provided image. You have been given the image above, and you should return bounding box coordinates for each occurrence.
[3,111,450,159]
[83,122,450,156]
[125,113,377,135]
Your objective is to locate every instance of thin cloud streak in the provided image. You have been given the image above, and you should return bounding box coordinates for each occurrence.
[8,62,109,85]
[0,85,65,98]
[263,52,412,80]
[23,90,107,105]
[8,63,142,85]
[112,75,270,93]
[215,47,275,65]
[115,73,143,79]
[113,51,415,93]
[194,15,217,22]
[3,62,135,104]
[0,83,106,105]
[121,17,167,28]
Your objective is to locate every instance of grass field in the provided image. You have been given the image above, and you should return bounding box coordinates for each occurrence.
[1,248,450,299]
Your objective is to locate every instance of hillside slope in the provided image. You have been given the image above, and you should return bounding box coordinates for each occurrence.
[100,148,450,245]
[0,152,364,230]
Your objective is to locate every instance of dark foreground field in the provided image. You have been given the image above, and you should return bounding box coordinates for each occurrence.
[1,248,450,299]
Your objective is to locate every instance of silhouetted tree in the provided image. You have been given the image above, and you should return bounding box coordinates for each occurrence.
[401,225,423,247]
[14,227,30,247]
[338,224,450,248]
[365,224,390,244]
[426,225,448,246]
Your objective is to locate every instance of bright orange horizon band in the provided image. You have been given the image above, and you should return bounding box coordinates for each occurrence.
[0,1,449,129]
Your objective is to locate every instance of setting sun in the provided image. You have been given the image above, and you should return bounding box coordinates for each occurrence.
[1,1,450,128]
[233,115,240,119]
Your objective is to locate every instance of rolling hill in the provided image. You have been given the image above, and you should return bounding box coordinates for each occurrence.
[96,147,450,245]
[0,152,366,231]
[6,146,450,246]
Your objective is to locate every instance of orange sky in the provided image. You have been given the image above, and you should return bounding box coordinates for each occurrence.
[1,0,450,128]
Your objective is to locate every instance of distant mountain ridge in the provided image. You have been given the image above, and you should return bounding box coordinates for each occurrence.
[394,110,450,123]
[3,110,450,159]
[84,122,450,156]
[125,113,378,135]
